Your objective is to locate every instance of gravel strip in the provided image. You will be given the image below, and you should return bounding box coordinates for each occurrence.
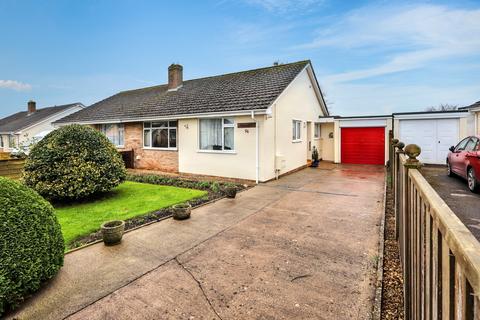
[380,179,405,320]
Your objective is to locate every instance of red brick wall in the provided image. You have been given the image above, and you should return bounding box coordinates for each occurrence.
[118,122,178,172]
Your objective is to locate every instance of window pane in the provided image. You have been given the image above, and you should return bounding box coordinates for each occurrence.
[200,119,222,150]
[224,118,234,125]
[118,125,124,146]
[169,129,177,148]
[292,121,296,140]
[144,122,151,128]
[456,138,470,151]
[152,129,169,148]
[152,121,168,128]
[224,127,234,150]
[144,129,151,147]
[169,120,178,127]
[465,139,476,152]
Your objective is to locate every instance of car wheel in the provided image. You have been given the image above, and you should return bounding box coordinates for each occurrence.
[447,161,454,177]
[467,168,478,193]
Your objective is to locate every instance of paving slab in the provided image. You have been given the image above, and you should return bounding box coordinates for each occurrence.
[8,164,385,320]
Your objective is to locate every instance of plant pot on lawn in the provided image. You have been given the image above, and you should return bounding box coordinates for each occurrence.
[224,186,237,198]
[173,203,192,220]
[101,220,125,246]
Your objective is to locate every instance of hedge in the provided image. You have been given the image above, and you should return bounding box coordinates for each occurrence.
[0,177,64,314]
[23,124,126,201]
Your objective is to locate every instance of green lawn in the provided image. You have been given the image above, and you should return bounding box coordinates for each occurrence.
[55,181,207,246]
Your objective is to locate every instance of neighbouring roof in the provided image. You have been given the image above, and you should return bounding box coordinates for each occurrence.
[57,60,324,124]
[0,103,83,134]
[459,101,480,110]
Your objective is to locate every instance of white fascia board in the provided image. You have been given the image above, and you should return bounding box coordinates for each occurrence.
[317,117,336,123]
[266,63,328,117]
[305,65,329,116]
[393,112,468,120]
[56,109,269,125]
[15,104,84,134]
[266,65,309,116]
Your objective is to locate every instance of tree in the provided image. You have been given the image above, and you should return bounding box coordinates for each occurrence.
[425,104,459,112]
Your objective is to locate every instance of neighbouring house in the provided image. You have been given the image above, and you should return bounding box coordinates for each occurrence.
[55,61,329,182]
[0,101,85,152]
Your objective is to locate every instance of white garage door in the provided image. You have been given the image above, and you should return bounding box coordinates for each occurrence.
[399,119,459,164]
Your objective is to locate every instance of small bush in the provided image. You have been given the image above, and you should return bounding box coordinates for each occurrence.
[23,124,126,201]
[0,177,64,314]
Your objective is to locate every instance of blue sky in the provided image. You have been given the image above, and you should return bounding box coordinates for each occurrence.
[1,0,480,118]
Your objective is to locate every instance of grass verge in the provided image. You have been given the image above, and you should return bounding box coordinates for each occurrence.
[55,181,206,246]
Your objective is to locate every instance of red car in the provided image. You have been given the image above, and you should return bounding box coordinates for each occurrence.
[446,135,480,192]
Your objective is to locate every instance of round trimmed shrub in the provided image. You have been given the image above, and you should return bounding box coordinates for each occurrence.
[0,177,64,314]
[23,124,127,201]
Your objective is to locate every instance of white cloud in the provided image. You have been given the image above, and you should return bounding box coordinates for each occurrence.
[296,4,480,83]
[243,0,323,13]
[0,80,32,91]
[322,82,480,116]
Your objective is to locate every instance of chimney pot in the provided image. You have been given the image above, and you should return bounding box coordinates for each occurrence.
[168,64,183,91]
[28,100,36,114]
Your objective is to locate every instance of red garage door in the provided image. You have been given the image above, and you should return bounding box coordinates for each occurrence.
[341,127,385,165]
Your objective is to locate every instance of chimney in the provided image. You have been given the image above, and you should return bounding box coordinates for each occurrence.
[27,100,36,114]
[168,64,183,91]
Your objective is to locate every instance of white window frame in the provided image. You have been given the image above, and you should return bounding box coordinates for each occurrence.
[100,124,124,147]
[314,123,321,139]
[143,121,178,150]
[292,120,302,142]
[198,117,235,153]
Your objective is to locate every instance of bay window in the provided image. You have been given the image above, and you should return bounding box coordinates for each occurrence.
[100,124,124,147]
[143,121,177,149]
[292,120,302,141]
[199,118,234,151]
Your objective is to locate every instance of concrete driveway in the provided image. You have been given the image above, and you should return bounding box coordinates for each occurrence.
[8,164,385,320]
[421,165,480,241]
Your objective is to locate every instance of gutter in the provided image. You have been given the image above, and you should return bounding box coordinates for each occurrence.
[251,111,259,184]
[55,109,269,126]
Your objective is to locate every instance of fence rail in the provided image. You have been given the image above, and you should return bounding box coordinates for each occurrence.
[392,141,480,320]
[0,159,25,179]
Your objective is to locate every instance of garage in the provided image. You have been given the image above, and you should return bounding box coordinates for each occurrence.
[317,115,392,165]
[341,127,385,165]
[394,111,469,165]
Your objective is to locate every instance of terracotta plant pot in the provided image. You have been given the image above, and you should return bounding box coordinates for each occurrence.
[224,186,237,198]
[173,203,191,220]
[101,220,125,246]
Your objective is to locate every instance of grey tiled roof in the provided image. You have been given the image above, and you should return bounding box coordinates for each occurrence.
[460,101,480,110]
[0,103,83,133]
[56,61,312,123]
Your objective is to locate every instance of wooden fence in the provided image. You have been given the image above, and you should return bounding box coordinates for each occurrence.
[0,159,25,179]
[392,140,480,319]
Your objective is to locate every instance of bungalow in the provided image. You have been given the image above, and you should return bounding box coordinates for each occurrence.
[0,101,85,151]
[56,61,329,183]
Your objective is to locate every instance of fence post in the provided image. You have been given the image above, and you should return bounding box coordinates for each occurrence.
[394,141,405,240]
[402,144,422,320]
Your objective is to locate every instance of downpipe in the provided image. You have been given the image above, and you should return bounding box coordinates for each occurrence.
[251,111,259,184]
